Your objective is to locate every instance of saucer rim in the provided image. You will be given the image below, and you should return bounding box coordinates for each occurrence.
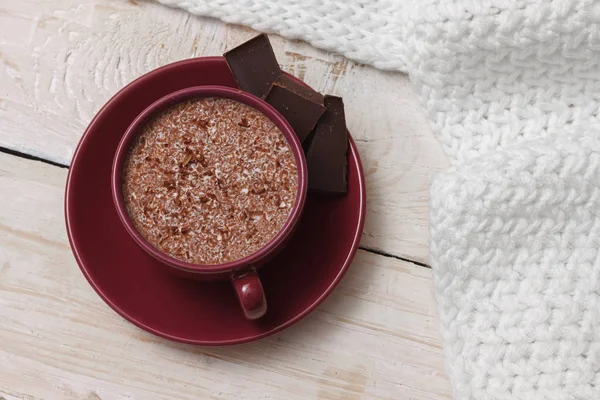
[64,56,366,345]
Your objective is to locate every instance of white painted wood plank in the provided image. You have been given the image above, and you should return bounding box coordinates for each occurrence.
[0,152,450,400]
[0,0,449,263]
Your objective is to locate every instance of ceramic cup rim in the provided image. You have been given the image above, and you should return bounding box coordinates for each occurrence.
[111,85,308,274]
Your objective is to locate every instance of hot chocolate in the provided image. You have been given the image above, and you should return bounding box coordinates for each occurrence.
[122,97,298,265]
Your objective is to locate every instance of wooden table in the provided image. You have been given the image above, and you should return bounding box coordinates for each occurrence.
[0,1,452,399]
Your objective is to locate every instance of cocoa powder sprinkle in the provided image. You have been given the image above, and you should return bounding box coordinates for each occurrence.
[122,97,298,264]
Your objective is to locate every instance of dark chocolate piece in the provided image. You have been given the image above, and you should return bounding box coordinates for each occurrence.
[306,96,348,194]
[224,34,281,99]
[265,75,326,142]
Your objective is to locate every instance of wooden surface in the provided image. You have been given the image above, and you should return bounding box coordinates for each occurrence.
[0,0,452,399]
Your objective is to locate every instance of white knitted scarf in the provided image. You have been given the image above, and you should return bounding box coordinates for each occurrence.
[156,0,600,398]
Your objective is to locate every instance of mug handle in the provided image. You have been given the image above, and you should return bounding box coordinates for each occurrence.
[231,269,267,320]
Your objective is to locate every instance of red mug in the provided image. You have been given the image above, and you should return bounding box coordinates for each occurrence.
[111,86,308,320]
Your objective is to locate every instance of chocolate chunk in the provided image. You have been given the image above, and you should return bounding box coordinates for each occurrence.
[224,34,281,99]
[306,96,348,194]
[265,75,326,142]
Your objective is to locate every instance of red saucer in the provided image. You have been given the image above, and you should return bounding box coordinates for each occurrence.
[65,57,366,345]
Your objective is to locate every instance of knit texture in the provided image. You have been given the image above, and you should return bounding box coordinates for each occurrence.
[431,133,600,399]
[156,0,600,398]
[155,0,409,71]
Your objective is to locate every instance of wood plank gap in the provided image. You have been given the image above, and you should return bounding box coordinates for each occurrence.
[359,246,431,269]
[0,147,69,169]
